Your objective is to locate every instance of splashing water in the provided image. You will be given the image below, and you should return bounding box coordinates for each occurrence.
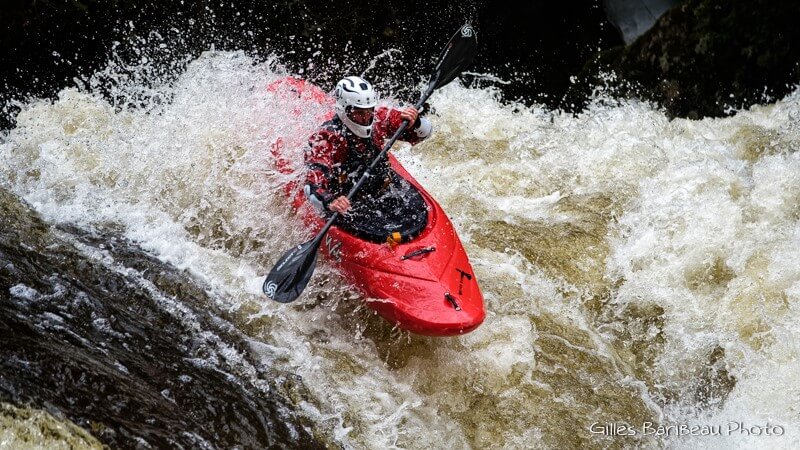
[2,48,800,449]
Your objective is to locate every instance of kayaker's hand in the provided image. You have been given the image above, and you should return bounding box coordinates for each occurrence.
[398,106,418,125]
[329,196,351,214]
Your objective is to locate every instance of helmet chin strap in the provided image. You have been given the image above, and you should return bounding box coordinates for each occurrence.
[338,110,373,138]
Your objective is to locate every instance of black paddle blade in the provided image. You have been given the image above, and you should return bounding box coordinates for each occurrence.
[263,239,320,303]
[431,23,478,90]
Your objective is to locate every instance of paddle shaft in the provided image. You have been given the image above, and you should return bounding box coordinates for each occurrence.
[312,84,437,246]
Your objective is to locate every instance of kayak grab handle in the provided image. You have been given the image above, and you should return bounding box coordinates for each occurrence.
[445,293,462,311]
[401,246,436,260]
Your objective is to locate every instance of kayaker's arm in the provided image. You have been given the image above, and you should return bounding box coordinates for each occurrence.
[303,131,340,212]
[376,106,432,145]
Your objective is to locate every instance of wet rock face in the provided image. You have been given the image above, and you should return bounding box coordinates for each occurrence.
[0,188,323,448]
[569,0,800,119]
[603,0,681,44]
[2,0,797,124]
[0,1,622,129]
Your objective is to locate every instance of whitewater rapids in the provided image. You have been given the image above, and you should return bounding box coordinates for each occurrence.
[2,50,799,449]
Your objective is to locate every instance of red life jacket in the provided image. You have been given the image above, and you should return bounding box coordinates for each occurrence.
[304,106,429,211]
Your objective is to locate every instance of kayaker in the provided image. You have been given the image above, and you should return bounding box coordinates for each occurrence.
[303,75,433,239]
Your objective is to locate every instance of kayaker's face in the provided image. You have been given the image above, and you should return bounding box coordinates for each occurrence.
[347,106,374,126]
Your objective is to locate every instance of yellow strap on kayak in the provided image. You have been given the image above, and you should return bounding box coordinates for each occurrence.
[386,231,402,247]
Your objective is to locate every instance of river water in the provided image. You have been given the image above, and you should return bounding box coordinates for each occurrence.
[1,50,799,449]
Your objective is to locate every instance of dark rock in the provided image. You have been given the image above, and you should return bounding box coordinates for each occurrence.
[567,0,800,119]
[4,0,795,124]
[0,1,622,129]
[603,0,682,44]
[0,188,328,449]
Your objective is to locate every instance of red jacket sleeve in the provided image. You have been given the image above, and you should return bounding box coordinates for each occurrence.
[304,129,341,211]
[373,106,431,145]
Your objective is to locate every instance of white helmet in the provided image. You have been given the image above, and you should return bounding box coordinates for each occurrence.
[333,76,378,138]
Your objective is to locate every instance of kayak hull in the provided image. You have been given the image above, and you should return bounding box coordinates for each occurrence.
[267,77,485,336]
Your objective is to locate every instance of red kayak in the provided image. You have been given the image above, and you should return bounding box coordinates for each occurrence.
[266,77,485,336]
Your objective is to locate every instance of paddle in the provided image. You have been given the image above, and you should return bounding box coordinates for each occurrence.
[263,23,478,303]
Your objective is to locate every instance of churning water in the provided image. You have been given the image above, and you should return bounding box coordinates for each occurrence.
[2,49,799,448]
